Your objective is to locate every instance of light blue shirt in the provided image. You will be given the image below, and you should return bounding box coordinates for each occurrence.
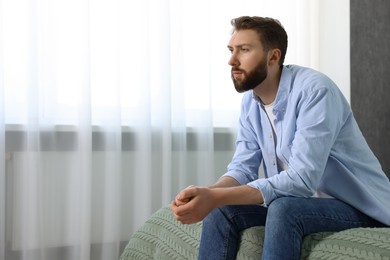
[223,65,390,225]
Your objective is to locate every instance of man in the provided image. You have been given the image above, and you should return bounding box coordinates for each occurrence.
[171,16,390,260]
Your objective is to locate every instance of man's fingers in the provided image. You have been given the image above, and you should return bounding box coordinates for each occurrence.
[176,186,197,203]
[173,210,197,224]
[171,186,205,224]
[171,199,189,216]
[175,196,190,206]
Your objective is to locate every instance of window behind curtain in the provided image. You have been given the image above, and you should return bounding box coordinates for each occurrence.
[1,0,350,128]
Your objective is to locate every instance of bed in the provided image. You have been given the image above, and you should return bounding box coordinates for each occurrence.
[120,206,390,259]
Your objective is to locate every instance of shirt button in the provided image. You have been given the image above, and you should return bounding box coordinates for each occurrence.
[269,134,273,139]
[272,161,276,166]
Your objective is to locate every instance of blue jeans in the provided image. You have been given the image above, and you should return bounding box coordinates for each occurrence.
[198,197,387,260]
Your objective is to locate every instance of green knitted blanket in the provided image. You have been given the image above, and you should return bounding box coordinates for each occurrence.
[120,206,390,260]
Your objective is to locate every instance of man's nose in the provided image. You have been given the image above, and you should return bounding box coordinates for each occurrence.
[228,53,239,67]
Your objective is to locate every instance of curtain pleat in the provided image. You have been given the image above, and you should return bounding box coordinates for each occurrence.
[0,0,349,259]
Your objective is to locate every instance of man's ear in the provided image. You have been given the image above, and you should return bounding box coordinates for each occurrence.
[268,49,281,66]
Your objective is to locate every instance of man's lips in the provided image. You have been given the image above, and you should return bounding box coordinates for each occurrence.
[232,70,244,80]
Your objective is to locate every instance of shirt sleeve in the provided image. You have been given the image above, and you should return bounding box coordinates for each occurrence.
[222,94,263,185]
[248,83,344,205]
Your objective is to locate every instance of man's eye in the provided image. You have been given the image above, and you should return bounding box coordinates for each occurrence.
[241,48,249,52]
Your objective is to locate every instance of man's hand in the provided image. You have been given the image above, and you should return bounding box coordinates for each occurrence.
[171,177,263,225]
[171,185,216,224]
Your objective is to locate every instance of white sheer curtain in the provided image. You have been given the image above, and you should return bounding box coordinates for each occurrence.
[0,0,349,259]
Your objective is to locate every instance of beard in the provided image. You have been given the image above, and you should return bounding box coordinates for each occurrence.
[231,57,268,93]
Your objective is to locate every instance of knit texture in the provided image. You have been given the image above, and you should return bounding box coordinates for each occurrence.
[120,206,390,260]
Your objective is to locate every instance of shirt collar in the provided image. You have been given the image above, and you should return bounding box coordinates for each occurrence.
[273,65,292,113]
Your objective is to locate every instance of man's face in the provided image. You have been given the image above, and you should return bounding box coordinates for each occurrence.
[228,29,268,93]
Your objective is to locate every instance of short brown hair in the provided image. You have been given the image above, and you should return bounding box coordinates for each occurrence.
[231,16,288,65]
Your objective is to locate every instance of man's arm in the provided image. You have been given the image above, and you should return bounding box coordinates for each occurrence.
[174,176,240,206]
[171,177,263,224]
[208,176,241,188]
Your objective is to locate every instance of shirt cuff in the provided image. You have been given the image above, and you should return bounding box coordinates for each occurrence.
[222,170,256,185]
[247,179,276,206]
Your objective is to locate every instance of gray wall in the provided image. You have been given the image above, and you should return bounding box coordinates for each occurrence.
[351,0,390,177]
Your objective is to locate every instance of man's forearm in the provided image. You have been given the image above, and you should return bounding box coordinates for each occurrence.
[208,176,264,206]
[211,185,264,206]
[208,176,241,188]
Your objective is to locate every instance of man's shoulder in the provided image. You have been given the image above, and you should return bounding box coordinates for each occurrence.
[284,64,327,80]
[282,64,336,92]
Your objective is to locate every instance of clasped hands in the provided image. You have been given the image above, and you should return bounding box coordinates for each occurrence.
[171,178,262,224]
[171,185,216,225]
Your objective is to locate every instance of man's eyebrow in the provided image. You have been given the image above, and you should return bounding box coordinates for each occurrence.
[227,44,252,49]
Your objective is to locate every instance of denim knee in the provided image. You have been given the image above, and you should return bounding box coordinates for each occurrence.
[204,205,236,224]
[263,197,304,260]
[267,197,301,222]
